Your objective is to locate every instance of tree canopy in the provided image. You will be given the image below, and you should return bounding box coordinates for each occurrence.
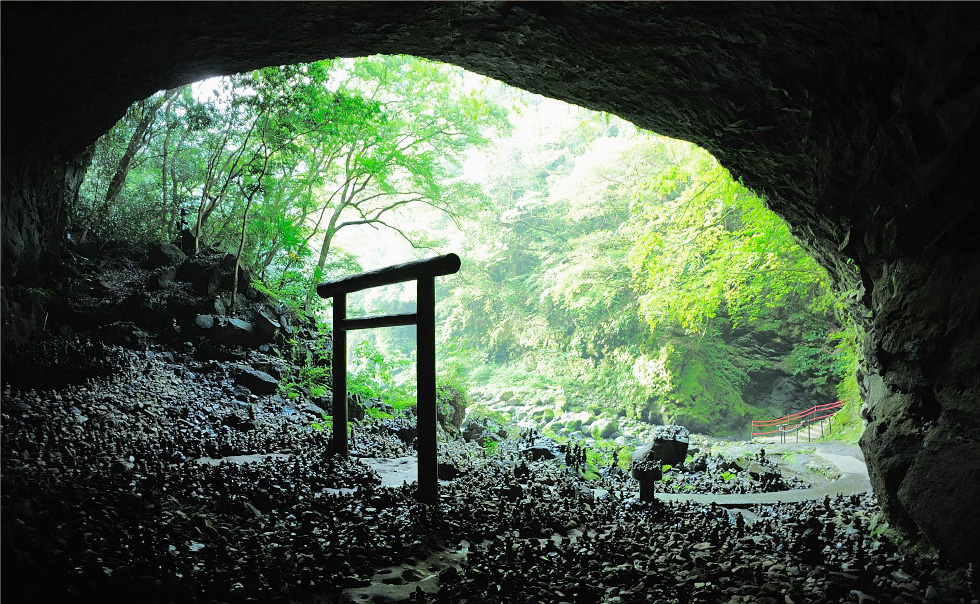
[74,57,861,437]
[75,55,508,311]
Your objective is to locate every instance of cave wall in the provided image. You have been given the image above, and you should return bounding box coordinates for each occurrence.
[2,151,92,284]
[2,2,979,565]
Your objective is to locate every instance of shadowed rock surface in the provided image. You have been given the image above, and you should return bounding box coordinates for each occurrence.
[2,2,980,565]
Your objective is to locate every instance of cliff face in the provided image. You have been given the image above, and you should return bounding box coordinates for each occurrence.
[2,2,979,565]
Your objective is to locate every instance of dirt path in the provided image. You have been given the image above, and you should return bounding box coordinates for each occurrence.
[658,441,870,506]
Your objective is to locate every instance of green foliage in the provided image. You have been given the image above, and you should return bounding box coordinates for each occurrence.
[439,102,862,436]
[279,323,332,400]
[311,412,333,433]
[365,407,394,421]
[481,438,500,456]
[566,435,633,473]
[466,403,509,426]
[348,340,416,410]
[437,383,468,428]
[74,55,508,313]
[73,56,865,438]
[721,471,737,482]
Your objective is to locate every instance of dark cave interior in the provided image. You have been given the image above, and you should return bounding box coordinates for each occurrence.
[2,0,979,588]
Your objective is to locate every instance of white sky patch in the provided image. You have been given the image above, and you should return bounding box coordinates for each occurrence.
[191,77,225,103]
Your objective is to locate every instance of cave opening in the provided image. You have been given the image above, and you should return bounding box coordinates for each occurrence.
[67,50,862,450]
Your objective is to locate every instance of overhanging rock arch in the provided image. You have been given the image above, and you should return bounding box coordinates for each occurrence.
[2,2,979,566]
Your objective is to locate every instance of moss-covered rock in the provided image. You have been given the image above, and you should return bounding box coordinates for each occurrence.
[591,417,620,439]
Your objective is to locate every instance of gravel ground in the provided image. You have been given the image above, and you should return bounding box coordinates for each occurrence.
[2,340,977,603]
[2,244,977,603]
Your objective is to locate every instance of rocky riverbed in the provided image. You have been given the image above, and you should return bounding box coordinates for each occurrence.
[2,243,978,603]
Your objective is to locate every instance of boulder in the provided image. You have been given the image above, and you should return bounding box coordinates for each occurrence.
[251,358,285,381]
[233,364,278,395]
[177,256,209,281]
[312,394,366,422]
[301,400,330,421]
[384,419,417,444]
[461,420,490,443]
[143,242,185,269]
[632,424,690,468]
[747,461,777,481]
[461,418,505,443]
[195,314,215,329]
[254,306,281,339]
[195,270,222,297]
[591,417,620,439]
[563,411,593,434]
[437,385,467,433]
[278,312,295,336]
[122,293,170,330]
[146,266,177,291]
[530,406,556,422]
[212,317,272,347]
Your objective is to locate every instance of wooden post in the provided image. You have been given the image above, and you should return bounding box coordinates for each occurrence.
[332,293,348,457]
[416,276,438,504]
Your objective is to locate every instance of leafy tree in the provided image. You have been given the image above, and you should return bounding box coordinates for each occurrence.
[73,56,862,437]
[439,100,859,435]
[75,88,179,242]
[301,55,508,307]
[75,56,508,316]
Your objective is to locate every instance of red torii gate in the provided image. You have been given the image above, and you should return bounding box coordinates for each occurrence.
[316,253,461,504]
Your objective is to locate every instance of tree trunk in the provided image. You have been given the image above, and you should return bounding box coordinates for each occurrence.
[306,228,335,309]
[160,94,174,238]
[230,195,253,315]
[305,197,347,308]
[81,87,178,242]
[194,118,259,253]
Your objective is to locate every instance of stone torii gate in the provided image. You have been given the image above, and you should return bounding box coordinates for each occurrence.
[316,253,461,504]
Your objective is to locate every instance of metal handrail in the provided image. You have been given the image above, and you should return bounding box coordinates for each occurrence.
[751,400,845,442]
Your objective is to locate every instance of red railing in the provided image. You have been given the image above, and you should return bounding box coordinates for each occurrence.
[751,401,845,437]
